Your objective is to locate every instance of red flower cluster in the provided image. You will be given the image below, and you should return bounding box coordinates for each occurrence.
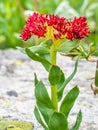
[66,17,90,40]
[20,13,89,41]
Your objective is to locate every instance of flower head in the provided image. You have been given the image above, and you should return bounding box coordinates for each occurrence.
[66,16,90,40]
[20,13,67,41]
[20,13,47,40]
[20,13,89,41]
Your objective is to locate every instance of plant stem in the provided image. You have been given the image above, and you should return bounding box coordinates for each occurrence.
[50,46,56,65]
[95,60,98,87]
[50,44,58,112]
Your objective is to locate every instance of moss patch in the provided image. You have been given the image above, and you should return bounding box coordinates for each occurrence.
[0,119,33,130]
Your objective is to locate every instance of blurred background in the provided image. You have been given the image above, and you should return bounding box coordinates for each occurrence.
[0,0,98,56]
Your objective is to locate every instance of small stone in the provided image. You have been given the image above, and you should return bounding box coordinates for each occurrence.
[6,90,18,97]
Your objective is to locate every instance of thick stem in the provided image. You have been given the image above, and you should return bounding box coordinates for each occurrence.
[50,48,56,65]
[51,85,58,112]
[50,45,58,112]
[95,60,98,87]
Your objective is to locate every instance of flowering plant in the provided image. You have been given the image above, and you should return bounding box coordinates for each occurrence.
[20,12,89,130]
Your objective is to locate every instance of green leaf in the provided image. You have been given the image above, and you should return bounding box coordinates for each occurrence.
[37,101,53,125]
[58,40,79,53]
[57,70,65,90]
[58,60,78,101]
[34,78,54,109]
[49,112,68,130]
[34,106,48,130]
[40,53,51,62]
[57,69,65,101]
[16,47,25,54]
[34,73,39,86]
[25,48,51,71]
[60,86,79,118]
[48,65,63,85]
[29,44,50,55]
[71,110,82,130]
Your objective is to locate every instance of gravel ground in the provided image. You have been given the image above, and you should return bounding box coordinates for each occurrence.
[0,49,98,130]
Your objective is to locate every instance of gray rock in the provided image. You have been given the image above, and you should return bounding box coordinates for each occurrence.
[6,90,18,97]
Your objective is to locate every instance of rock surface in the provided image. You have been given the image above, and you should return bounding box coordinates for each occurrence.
[0,49,98,130]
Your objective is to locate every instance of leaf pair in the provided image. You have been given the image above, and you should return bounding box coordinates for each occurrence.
[48,62,82,130]
[48,110,82,130]
[34,107,68,130]
[34,82,82,130]
[48,60,78,101]
[34,75,68,130]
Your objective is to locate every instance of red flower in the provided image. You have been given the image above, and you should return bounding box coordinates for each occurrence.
[66,17,90,40]
[20,13,67,41]
[46,15,66,39]
[20,26,31,41]
[20,13,47,40]
[20,13,89,41]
